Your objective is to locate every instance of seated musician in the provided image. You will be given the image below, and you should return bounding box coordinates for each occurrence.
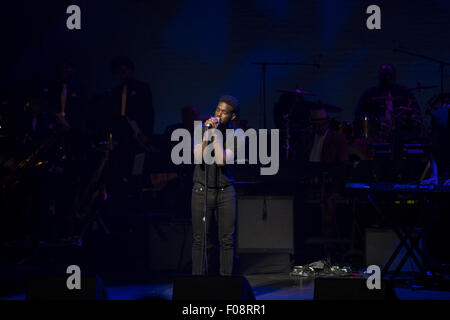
[355,64,421,142]
[298,108,348,262]
[304,108,348,162]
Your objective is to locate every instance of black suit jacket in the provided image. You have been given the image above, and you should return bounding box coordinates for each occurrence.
[110,78,154,139]
[46,81,86,133]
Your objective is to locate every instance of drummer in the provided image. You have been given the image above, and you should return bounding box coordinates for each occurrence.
[355,64,421,142]
[297,107,348,162]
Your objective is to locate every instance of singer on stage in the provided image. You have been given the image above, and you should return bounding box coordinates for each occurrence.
[191,95,244,276]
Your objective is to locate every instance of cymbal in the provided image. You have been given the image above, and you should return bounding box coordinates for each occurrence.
[371,96,402,102]
[278,89,316,96]
[408,85,438,91]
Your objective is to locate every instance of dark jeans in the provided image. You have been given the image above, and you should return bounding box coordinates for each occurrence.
[191,183,236,275]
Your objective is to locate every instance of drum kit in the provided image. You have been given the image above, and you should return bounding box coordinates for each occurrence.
[277,85,445,161]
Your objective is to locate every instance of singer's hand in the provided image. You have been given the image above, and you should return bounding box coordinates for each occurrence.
[205,117,220,129]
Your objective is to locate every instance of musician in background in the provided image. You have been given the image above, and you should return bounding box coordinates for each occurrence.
[109,56,154,142]
[46,59,86,138]
[299,107,348,262]
[355,64,421,142]
[301,108,348,163]
[108,56,154,212]
[274,91,314,160]
[45,59,87,241]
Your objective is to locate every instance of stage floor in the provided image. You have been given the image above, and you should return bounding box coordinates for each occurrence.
[2,272,450,300]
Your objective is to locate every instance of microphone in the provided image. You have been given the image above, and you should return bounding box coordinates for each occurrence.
[204,117,219,129]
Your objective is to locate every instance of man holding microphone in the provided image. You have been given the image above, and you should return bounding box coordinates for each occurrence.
[191,95,244,276]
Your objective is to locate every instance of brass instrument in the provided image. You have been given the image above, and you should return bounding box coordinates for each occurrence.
[2,135,57,190]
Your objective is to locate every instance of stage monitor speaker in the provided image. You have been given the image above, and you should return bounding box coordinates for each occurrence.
[313,277,397,300]
[172,275,255,300]
[237,196,294,253]
[365,228,423,272]
[26,274,107,300]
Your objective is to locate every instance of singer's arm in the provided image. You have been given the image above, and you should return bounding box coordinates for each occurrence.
[213,137,234,165]
[193,136,233,165]
[193,140,208,163]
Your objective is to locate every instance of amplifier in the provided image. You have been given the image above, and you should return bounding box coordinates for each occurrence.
[237,195,294,253]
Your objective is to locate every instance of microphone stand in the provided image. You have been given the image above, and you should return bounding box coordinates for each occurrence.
[393,48,450,94]
[202,126,211,275]
[250,61,320,128]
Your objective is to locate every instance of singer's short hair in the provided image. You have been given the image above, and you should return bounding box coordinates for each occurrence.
[219,95,240,117]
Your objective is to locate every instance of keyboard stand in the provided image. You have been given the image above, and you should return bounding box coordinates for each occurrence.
[366,193,438,284]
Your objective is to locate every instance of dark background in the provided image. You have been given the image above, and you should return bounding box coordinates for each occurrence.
[1,0,449,132]
[1,1,450,300]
